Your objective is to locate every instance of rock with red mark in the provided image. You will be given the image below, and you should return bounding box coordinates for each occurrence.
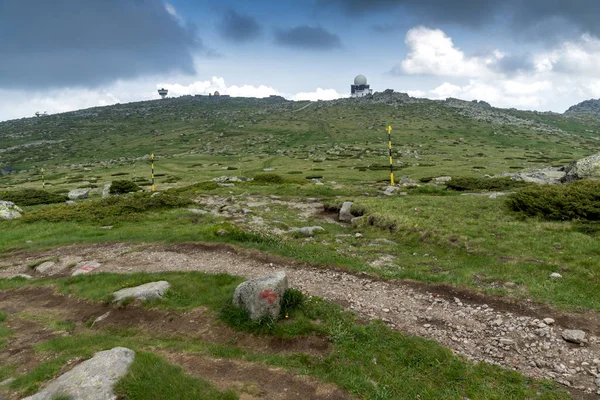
[72,261,101,276]
[233,271,288,321]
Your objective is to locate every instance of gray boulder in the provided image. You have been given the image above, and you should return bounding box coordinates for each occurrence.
[35,261,56,274]
[233,271,288,320]
[0,200,22,220]
[563,152,600,182]
[113,281,171,303]
[102,183,112,198]
[562,329,586,344]
[296,226,325,236]
[23,347,135,400]
[72,261,101,276]
[68,188,90,200]
[339,201,354,222]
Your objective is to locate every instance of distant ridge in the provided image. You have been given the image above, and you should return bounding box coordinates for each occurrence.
[565,98,600,115]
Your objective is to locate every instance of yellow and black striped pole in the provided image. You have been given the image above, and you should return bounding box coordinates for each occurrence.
[387,125,395,186]
[41,167,45,190]
[151,153,155,192]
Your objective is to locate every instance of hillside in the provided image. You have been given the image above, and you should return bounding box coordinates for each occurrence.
[565,98,600,115]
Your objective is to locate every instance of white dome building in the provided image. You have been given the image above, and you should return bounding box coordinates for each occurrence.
[351,74,372,97]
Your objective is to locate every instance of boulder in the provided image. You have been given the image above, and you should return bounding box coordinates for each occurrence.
[563,152,600,181]
[113,281,171,303]
[68,188,90,200]
[432,176,452,182]
[35,261,56,274]
[233,271,288,320]
[102,183,112,198]
[297,226,324,236]
[339,201,354,222]
[508,167,566,185]
[0,200,22,220]
[23,347,135,400]
[562,329,586,344]
[72,261,101,276]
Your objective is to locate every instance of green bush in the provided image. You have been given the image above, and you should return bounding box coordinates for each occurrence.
[23,192,191,223]
[253,173,285,184]
[0,189,67,206]
[446,177,530,192]
[506,180,600,221]
[109,180,141,194]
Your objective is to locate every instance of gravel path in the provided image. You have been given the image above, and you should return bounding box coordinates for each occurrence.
[2,242,600,397]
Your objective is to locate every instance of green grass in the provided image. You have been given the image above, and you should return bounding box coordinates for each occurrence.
[0,272,570,399]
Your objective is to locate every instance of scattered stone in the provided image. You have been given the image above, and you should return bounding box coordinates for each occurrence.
[0,200,22,220]
[216,229,229,236]
[504,282,517,288]
[351,216,365,227]
[35,261,56,274]
[68,188,90,200]
[66,200,77,205]
[100,226,113,230]
[217,183,235,187]
[297,226,325,236]
[233,271,288,320]
[23,347,135,400]
[9,274,32,280]
[543,318,555,325]
[113,281,171,303]
[562,330,586,344]
[382,308,390,313]
[212,176,252,183]
[339,201,354,222]
[188,208,209,215]
[550,273,563,279]
[72,261,101,276]
[91,311,111,328]
[499,338,514,345]
[355,232,363,238]
[0,378,15,386]
[263,168,275,172]
[381,186,398,196]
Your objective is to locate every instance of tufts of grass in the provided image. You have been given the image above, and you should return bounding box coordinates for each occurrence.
[507,180,600,221]
[0,189,67,206]
[251,173,306,185]
[21,192,191,224]
[114,352,238,400]
[446,177,531,192]
[109,180,141,195]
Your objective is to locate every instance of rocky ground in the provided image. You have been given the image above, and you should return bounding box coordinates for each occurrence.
[2,242,600,398]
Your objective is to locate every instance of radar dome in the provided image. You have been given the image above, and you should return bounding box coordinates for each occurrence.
[214,91,220,96]
[354,75,368,85]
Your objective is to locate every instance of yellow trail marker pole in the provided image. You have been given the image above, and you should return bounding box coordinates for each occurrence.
[151,153,155,192]
[387,125,395,186]
[41,167,45,190]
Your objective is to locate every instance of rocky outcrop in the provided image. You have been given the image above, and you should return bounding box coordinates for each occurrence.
[565,99,600,115]
[113,281,171,303]
[563,152,600,182]
[68,188,90,200]
[23,347,135,400]
[0,200,22,220]
[233,271,288,320]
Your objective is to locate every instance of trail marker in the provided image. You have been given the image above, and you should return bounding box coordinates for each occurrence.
[150,153,156,192]
[387,125,395,186]
[41,167,45,189]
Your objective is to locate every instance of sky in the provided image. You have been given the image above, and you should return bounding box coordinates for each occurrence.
[1,0,600,121]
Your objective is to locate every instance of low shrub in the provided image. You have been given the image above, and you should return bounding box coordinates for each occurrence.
[446,177,530,192]
[23,192,191,223]
[0,189,67,206]
[253,173,285,184]
[506,180,600,221]
[109,180,141,195]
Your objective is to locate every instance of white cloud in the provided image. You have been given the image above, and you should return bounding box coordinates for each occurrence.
[400,26,500,78]
[534,34,600,76]
[293,88,347,101]
[159,77,280,98]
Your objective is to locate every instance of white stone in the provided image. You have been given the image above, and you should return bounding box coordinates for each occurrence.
[113,281,171,303]
[543,318,555,325]
[562,329,586,344]
[72,261,101,276]
[550,273,562,279]
[0,200,22,220]
[35,261,56,274]
[233,271,288,321]
[68,188,90,200]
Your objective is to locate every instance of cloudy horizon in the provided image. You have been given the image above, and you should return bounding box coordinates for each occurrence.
[2,0,600,121]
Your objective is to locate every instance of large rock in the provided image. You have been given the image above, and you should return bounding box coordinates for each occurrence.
[0,200,22,220]
[563,152,600,182]
[339,201,354,222]
[113,281,171,303]
[233,272,288,320]
[35,261,56,274]
[509,167,566,184]
[68,188,90,200]
[562,329,586,344]
[23,347,135,400]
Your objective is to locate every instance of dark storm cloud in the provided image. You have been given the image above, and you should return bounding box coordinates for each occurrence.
[274,26,342,50]
[0,0,202,89]
[493,54,535,74]
[218,9,262,42]
[320,0,600,39]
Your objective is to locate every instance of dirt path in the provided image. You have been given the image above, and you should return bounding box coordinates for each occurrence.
[2,242,600,397]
